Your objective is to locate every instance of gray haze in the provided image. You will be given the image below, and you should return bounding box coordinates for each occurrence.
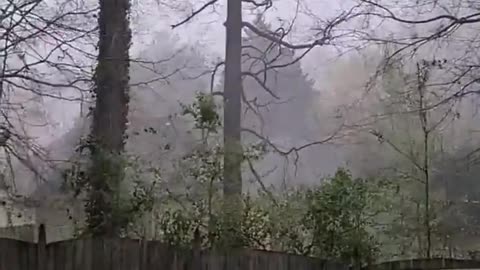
[2,0,480,212]
[4,0,350,197]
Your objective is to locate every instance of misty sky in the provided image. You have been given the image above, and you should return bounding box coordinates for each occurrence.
[34,0,349,139]
[34,0,449,143]
[132,0,345,55]
[7,0,480,195]
[129,0,351,89]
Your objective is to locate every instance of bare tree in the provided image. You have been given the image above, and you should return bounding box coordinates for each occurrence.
[354,0,480,107]
[171,0,361,229]
[0,0,96,197]
[369,58,458,258]
[341,1,480,255]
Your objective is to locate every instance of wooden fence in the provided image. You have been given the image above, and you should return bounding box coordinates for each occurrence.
[0,224,348,270]
[2,225,480,270]
[363,258,480,270]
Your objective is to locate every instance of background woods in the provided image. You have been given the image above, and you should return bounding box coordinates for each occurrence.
[1,0,480,266]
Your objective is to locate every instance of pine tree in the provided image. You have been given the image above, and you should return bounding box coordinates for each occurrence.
[237,15,323,187]
[215,14,323,189]
[242,15,318,142]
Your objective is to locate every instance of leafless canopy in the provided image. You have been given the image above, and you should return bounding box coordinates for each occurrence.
[171,0,364,157]
[0,0,97,194]
[353,0,480,107]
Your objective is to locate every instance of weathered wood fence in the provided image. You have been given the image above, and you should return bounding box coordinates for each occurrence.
[2,225,480,270]
[363,258,480,270]
[0,225,348,270]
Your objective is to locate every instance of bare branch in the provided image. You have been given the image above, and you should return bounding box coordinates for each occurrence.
[242,0,272,9]
[171,0,218,29]
[359,0,480,25]
[241,126,341,156]
[245,157,278,206]
[369,129,424,172]
[242,21,329,50]
[242,71,279,99]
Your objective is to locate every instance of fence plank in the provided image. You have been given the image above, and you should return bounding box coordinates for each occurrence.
[38,224,46,270]
[4,239,16,270]
[46,243,55,270]
[90,238,104,270]
[125,239,140,270]
[111,239,121,270]
[27,241,37,270]
[101,238,112,270]
[138,239,147,270]
[118,239,127,270]
[19,241,29,270]
[73,238,84,270]
[63,240,74,270]
[55,241,66,270]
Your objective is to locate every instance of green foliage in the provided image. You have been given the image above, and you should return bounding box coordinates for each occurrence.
[136,93,386,260]
[208,195,273,249]
[63,91,389,263]
[260,188,313,255]
[62,141,156,237]
[304,169,383,265]
[181,92,221,134]
[168,92,271,249]
[182,145,223,187]
[147,166,386,264]
[158,209,199,248]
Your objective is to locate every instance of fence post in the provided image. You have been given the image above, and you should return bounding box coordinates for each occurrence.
[37,224,46,270]
[192,227,201,270]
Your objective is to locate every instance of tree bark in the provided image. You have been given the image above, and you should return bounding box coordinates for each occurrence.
[417,63,431,258]
[87,0,131,236]
[222,0,243,242]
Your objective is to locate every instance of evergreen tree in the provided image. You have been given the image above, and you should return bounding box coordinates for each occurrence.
[241,15,318,142]
[215,15,329,187]
[239,15,324,187]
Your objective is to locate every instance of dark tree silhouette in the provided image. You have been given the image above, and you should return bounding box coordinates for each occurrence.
[86,0,131,236]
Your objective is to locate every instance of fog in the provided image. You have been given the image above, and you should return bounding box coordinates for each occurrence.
[1,0,346,197]
[2,0,480,209]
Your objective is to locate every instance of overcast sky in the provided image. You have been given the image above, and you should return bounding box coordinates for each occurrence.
[130,0,363,102]
[131,0,346,57]
[37,0,443,141]
[30,0,356,141]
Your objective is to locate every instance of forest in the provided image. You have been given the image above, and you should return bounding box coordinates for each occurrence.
[1,0,480,267]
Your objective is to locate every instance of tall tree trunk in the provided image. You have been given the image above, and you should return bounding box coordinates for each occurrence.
[423,127,431,258]
[222,0,243,245]
[417,63,431,258]
[87,0,131,236]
